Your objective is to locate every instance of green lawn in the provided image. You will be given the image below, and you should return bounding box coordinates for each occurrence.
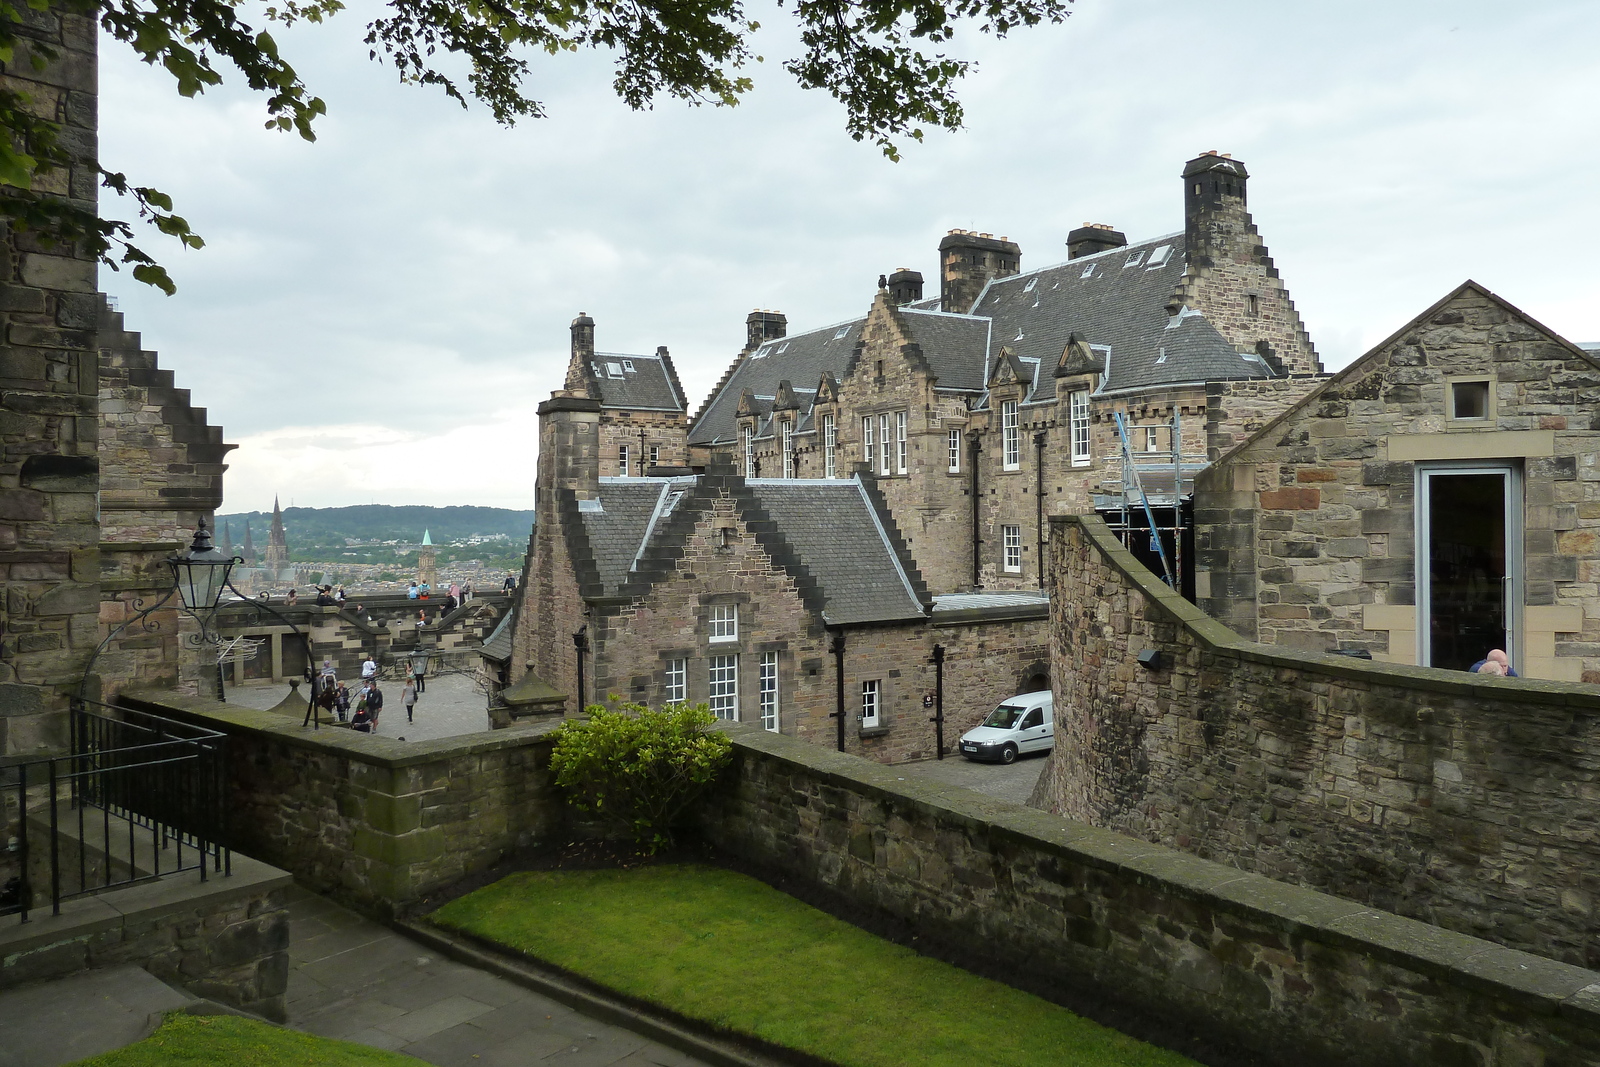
[69,1013,426,1067]
[431,864,1198,1067]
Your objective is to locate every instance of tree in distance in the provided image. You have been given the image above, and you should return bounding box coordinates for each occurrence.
[0,0,1072,293]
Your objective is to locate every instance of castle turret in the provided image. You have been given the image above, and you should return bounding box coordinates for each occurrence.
[939,230,1020,313]
[564,312,599,396]
[417,529,438,587]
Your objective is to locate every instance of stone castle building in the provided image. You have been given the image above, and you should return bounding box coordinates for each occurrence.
[507,152,1331,759]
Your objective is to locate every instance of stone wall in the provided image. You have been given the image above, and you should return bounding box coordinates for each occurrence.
[120,689,562,918]
[1040,511,1600,968]
[700,724,1600,1067]
[0,0,101,755]
[0,851,292,1020]
[97,303,233,698]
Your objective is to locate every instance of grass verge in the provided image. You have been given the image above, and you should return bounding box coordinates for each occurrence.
[68,1012,426,1067]
[431,864,1199,1067]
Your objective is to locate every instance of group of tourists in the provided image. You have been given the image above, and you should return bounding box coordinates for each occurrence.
[281,585,346,607]
[406,579,472,614]
[315,653,423,732]
[1470,648,1518,677]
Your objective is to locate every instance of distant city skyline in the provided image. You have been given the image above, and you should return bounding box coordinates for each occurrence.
[98,0,1600,513]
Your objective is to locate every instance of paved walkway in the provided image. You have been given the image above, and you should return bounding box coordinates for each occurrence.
[226,672,491,742]
[0,887,713,1067]
[894,749,1048,806]
[285,887,709,1066]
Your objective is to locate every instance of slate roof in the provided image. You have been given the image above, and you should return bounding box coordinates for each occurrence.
[688,319,865,446]
[579,479,681,595]
[744,479,926,625]
[895,311,993,391]
[575,474,925,625]
[587,351,686,412]
[968,233,1267,401]
[690,232,1275,443]
[478,604,515,663]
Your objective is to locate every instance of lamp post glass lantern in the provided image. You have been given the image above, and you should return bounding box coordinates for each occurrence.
[168,518,237,612]
[409,647,431,678]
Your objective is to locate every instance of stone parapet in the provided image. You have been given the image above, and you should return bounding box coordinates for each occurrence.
[1042,511,1600,969]
[701,721,1600,1067]
[118,689,562,918]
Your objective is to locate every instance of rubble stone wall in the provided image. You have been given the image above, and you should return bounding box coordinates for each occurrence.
[702,723,1600,1067]
[0,1,101,754]
[1040,512,1600,969]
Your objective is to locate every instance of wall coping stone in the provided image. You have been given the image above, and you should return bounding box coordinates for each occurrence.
[0,851,290,961]
[1050,512,1600,709]
[120,688,560,769]
[712,718,1600,1023]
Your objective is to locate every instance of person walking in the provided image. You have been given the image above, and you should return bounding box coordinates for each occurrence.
[412,652,427,695]
[402,677,418,723]
[366,680,384,728]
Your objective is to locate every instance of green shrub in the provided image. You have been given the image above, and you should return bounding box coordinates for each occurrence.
[550,702,733,852]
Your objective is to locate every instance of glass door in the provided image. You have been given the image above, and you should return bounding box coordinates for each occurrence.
[1417,463,1520,671]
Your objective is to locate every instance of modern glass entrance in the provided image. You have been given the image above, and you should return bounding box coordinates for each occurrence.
[1416,463,1521,672]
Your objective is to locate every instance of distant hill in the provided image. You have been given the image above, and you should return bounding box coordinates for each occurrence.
[216,505,534,569]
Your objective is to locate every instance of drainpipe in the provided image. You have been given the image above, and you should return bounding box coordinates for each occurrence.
[572,625,588,712]
[969,432,982,590]
[1034,431,1047,587]
[829,628,846,752]
[929,644,946,759]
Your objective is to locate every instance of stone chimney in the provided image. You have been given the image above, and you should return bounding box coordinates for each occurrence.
[1066,223,1127,260]
[1183,151,1249,269]
[564,312,598,395]
[887,268,924,305]
[938,230,1020,313]
[746,310,787,352]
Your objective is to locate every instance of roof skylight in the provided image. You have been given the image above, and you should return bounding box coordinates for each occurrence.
[833,327,850,340]
[1024,277,1038,293]
[622,360,635,372]
[1146,245,1173,269]
[606,361,624,378]
[1080,263,1096,279]
[1124,251,1145,268]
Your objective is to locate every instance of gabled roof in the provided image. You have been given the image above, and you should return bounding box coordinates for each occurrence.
[571,472,927,625]
[587,350,686,413]
[970,233,1264,399]
[689,319,866,445]
[895,310,993,391]
[478,603,516,663]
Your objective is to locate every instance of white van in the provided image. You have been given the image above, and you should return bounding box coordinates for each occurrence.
[957,690,1053,764]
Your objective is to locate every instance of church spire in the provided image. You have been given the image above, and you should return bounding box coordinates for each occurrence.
[263,495,290,572]
[242,519,256,563]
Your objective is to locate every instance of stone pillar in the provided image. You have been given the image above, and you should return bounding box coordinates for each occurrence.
[0,1,101,754]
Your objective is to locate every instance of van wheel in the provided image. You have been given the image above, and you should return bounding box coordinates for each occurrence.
[1000,744,1018,765]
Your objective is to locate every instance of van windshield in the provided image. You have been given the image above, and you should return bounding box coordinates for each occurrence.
[982,704,1026,729]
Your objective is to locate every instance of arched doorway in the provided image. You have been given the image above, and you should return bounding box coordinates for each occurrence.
[1019,662,1050,695]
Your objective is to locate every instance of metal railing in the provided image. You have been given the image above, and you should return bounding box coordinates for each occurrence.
[1,699,229,922]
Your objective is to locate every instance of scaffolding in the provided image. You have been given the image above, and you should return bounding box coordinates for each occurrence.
[1100,410,1210,589]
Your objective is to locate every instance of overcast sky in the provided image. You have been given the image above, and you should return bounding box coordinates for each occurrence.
[99,0,1600,514]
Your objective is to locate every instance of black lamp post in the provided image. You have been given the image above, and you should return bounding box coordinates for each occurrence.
[168,518,236,615]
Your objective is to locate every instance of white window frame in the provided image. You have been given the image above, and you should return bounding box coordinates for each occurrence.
[664,658,686,704]
[862,416,874,469]
[650,445,660,466]
[758,651,779,733]
[1144,426,1159,453]
[709,655,739,721]
[1002,400,1020,470]
[823,414,837,478]
[948,429,961,473]
[619,444,630,476]
[709,603,738,643]
[742,426,754,477]
[895,411,908,475]
[1069,390,1091,467]
[781,420,794,478]
[860,680,880,729]
[1003,525,1022,573]
[878,414,891,476]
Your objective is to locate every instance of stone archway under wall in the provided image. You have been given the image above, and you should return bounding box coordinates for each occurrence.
[1018,662,1050,695]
